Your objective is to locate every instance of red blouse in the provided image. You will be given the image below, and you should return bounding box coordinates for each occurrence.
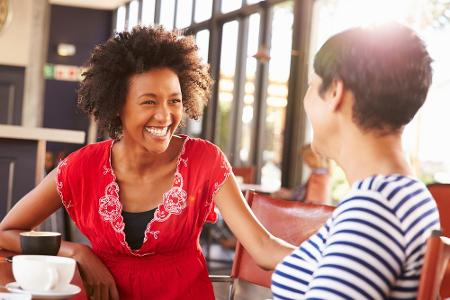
[56,135,231,299]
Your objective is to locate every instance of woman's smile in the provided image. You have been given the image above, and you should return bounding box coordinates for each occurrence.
[144,125,171,138]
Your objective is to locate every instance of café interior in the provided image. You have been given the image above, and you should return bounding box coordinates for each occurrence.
[0,0,450,299]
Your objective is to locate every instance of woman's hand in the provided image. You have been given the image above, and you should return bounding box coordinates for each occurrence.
[72,244,119,300]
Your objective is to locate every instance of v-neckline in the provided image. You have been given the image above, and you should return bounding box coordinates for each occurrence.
[106,135,190,254]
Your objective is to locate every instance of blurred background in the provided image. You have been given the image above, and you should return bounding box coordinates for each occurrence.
[1,0,450,298]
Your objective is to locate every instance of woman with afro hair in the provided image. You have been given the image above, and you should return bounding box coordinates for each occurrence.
[0,26,294,300]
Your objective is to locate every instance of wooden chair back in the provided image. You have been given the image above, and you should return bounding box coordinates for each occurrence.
[417,230,450,300]
[427,183,450,297]
[231,191,335,288]
[232,166,256,184]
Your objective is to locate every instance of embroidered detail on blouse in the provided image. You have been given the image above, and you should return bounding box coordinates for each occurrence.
[143,171,188,243]
[205,154,232,223]
[100,137,190,255]
[103,165,111,175]
[98,182,125,233]
[212,159,232,199]
[56,158,73,208]
[153,173,187,222]
[148,230,160,240]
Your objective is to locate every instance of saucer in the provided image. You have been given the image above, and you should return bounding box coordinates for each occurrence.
[0,292,31,300]
[5,282,81,299]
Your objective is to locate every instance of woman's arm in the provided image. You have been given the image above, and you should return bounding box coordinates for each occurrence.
[0,169,63,252]
[0,169,119,300]
[213,175,296,270]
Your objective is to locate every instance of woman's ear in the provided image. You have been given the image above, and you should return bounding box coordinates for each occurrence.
[327,79,345,112]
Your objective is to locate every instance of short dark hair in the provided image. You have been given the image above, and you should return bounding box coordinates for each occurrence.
[313,23,433,133]
[78,26,213,139]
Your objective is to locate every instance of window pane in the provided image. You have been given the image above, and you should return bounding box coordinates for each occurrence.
[141,0,155,26]
[128,0,139,30]
[194,0,212,23]
[176,0,193,28]
[246,0,263,4]
[221,0,242,13]
[261,1,294,189]
[196,29,210,63]
[216,21,239,154]
[116,5,126,32]
[160,0,176,29]
[238,13,260,164]
[185,29,210,138]
[404,25,450,183]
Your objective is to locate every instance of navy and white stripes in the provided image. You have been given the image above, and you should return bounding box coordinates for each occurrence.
[272,175,440,300]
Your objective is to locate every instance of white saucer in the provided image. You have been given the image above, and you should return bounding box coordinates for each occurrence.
[5,282,81,299]
[0,292,31,300]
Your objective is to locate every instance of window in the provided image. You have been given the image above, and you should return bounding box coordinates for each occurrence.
[216,21,239,154]
[128,0,139,29]
[238,13,260,165]
[141,0,155,26]
[185,29,210,138]
[221,0,242,13]
[160,0,176,29]
[194,0,212,23]
[247,0,263,4]
[176,0,193,29]
[116,5,126,32]
[260,1,294,189]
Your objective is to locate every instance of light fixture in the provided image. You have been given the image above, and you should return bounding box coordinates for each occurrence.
[57,43,76,57]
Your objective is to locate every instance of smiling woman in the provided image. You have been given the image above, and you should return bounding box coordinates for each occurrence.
[0,25,295,300]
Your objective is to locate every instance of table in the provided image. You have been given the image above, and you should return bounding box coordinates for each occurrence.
[0,249,88,299]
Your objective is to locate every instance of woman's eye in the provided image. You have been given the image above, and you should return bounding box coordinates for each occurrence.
[170,99,182,104]
[142,100,156,105]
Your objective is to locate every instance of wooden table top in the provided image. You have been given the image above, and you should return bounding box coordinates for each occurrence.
[0,249,88,299]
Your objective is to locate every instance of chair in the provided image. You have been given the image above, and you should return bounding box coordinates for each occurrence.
[427,183,450,236]
[210,190,335,299]
[232,166,256,184]
[417,230,450,300]
[427,183,450,297]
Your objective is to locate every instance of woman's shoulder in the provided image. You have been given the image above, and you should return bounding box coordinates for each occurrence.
[181,135,222,156]
[338,174,438,225]
[59,140,112,168]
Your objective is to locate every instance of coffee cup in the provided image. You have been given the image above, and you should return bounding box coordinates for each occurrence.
[20,231,61,256]
[12,255,76,292]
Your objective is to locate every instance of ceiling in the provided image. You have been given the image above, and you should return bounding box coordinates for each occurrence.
[49,0,129,10]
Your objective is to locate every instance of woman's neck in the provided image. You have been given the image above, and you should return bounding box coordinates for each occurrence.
[112,136,181,176]
[334,129,413,185]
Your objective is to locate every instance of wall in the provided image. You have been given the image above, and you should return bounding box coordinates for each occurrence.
[0,0,32,67]
[43,5,112,154]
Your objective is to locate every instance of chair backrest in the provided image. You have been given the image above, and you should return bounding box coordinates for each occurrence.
[417,230,450,300]
[427,183,450,236]
[231,191,335,288]
[232,166,255,184]
[427,183,450,297]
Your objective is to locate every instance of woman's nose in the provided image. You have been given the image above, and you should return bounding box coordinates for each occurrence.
[153,105,170,121]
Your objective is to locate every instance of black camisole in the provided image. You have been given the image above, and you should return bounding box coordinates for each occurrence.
[122,208,156,250]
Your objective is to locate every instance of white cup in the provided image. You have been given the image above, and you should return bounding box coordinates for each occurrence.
[12,255,76,292]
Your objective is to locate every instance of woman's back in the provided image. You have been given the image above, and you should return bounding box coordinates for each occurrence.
[272,174,440,299]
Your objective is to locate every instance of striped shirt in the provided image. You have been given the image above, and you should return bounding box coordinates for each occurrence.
[272,175,441,300]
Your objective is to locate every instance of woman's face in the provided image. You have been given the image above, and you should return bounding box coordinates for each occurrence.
[303,73,332,158]
[120,67,183,154]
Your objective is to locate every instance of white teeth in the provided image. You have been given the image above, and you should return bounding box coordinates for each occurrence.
[145,126,169,137]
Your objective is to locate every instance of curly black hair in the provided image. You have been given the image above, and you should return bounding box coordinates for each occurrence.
[314,23,432,133]
[78,26,213,139]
